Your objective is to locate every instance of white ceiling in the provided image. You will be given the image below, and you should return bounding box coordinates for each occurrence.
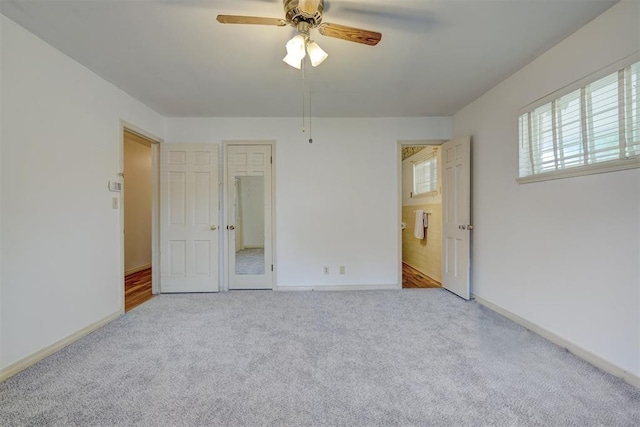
[0,0,618,117]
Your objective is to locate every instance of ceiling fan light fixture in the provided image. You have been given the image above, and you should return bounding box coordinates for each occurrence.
[307,40,328,67]
[283,34,307,69]
[283,53,303,69]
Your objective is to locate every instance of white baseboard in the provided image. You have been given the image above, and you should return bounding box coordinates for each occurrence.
[473,294,640,390]
[0,310,123,382]
[125,263,152,276]
[277,284,399,291]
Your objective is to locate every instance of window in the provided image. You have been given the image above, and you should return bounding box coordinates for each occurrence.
[518,60,640,182]
[413,152,438,197]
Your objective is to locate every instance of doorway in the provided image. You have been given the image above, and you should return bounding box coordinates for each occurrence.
[225,143,275,290]
[123,129,156,311]
[398,137,473,299]
[400,142,444,289]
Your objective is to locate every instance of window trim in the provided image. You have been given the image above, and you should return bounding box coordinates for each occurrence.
[516,52,640,184]
[412,150,439,198]
[516,156,640,184]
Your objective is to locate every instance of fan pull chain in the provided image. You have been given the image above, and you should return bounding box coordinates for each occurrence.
[301,60,306,134]
[308,80,313,144]
[305,59,313,143]
[300,59,313,143]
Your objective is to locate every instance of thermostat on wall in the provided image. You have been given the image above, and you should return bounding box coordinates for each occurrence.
[108,181,122,192]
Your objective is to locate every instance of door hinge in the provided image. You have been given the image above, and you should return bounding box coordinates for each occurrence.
[271,264,274,272]
[270,156,272,164]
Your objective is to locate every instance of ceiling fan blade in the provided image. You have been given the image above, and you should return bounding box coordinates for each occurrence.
[318,23,382,46]
[216,15,287,26]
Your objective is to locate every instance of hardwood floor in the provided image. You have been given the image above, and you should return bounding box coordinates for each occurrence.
[124,264,435,308]
[125,268,152,312]
[402,263,441,288]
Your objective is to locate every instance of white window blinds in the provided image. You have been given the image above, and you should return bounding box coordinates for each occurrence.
[413,153,438,196]
[518,61,640,180]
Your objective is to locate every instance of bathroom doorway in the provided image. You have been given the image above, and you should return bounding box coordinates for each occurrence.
[399,142,444,289]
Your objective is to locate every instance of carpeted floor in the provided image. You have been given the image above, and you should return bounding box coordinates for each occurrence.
[1,289,639,426]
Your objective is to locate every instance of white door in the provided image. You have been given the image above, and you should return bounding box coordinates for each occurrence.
[442,136,472,300]
[160,144,219,292]
[226,145,273,290]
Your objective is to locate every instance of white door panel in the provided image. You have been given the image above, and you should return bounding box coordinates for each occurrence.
[160,144,219,293]
[442,137,471,299]
[226,145,273,290]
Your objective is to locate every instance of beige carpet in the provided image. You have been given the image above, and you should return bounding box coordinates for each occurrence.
[1,289,639,426]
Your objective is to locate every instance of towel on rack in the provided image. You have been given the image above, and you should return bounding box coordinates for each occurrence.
[414,210,426,239]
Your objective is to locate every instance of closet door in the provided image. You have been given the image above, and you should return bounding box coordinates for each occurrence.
[226,145,273,290]
[160,144,219,292]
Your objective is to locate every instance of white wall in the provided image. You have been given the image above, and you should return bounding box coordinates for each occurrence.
[166,117,452,288]
[453,0,640,377]
[123,134,152,273]
[0,16,164,369]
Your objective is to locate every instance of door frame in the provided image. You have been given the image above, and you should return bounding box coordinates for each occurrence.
[396,139,446,290]
[222,140,276,291]
[120,120,162,313]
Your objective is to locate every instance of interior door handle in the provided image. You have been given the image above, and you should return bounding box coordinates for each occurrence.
[210,225,218,231]
[227,225,235,230]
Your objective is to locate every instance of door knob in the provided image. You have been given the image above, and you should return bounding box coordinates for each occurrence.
[468,225,474,230]
[227,225,235,230]
[210,225,218,231]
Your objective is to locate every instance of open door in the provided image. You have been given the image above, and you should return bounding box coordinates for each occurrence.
[159,144,220,292]
[442,136,472,299]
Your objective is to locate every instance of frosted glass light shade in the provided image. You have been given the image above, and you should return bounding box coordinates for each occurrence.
[283,53,302,69]
[283,34,307,69]
[307,41,328,67]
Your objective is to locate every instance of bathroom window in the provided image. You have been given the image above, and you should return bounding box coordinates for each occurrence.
[518,59,640,183]
[413,153,438,197]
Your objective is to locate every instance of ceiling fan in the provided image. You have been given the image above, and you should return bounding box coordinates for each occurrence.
[217,0,382,69]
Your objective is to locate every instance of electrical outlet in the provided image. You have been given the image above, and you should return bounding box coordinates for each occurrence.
[323,266,330,275]
[112,197,119,209]
[339,266,346,275]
